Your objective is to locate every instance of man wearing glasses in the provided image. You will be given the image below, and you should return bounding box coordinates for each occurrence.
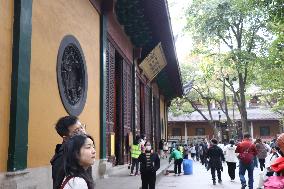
[50,115,87,189]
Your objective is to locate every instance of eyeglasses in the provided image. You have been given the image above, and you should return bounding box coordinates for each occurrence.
[80,123,86,130]
[72,123,87,135]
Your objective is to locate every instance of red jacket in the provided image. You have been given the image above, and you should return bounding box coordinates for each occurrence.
[235,139,257,156]
[271,157,284,173]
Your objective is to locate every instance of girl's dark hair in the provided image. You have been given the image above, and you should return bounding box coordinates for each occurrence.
[63,134,95,189]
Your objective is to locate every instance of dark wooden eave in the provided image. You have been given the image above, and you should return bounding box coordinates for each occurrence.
[142,0,183,100]
[115,0,183,100]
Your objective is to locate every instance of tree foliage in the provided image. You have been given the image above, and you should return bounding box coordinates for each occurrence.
[184,0,270,132]
[251,0,284,114]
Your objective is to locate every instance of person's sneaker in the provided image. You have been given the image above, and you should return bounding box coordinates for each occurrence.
[218,180,222,184]
[241,184,247,189]
[174,174,178,176]
[129,173,134,176]
[213,181,216,185]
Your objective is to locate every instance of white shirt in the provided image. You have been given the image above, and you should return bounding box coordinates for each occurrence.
[224,144,238,163]
[190,147,196,153]
[218,144,225,152]
[265,152,280,168]
[63,177,88,189]
[265,143,271,153]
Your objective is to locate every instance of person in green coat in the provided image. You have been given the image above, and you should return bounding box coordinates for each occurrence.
[169,146,183,176]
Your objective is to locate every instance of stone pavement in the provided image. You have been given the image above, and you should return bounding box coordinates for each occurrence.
[157,160,263,189]
[95,158,171,189]
[95,159,263,189]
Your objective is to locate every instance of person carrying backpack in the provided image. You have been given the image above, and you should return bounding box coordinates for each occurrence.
[255,138,269,171]
[235,133,257,189]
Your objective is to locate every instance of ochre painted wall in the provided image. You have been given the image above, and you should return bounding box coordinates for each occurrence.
[28,0,100,168]
[0,0,13,172]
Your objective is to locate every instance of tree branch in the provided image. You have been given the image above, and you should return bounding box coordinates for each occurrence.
[206,98,214,121]
[217,32,233,50]
[238,16,244,49]
[244,62,248,86]
[226,79,241,112]
[263,95,284,116]
[189,100,210,122]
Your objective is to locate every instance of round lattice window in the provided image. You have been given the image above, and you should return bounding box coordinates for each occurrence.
[57,35,88,116]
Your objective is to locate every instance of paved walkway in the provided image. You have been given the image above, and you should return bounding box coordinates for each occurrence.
[95,158,170,189]
[157,160,262,189]
[95,159,263,189]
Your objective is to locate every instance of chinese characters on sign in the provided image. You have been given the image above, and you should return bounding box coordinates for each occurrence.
[139,42,167,81]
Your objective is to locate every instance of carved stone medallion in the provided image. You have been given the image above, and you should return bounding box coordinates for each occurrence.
[57,35,88,116]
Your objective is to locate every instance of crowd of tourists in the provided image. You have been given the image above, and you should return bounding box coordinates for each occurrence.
[49,115,284,189]
[155,133,284,189]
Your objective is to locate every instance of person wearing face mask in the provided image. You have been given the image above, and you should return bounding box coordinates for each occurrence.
[138,141,160,189]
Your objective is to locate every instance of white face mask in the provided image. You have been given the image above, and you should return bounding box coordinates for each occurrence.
[145,146,151,151]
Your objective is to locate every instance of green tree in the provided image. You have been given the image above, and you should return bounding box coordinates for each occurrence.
[170,54,236,139]
[185,0,270,133]
[251,0,284,114]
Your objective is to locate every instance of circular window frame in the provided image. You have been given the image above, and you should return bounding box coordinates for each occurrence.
[57,35,88,116]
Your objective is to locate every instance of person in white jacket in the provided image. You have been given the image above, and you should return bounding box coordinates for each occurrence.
[265,147,280,176]
[224,139,238,181]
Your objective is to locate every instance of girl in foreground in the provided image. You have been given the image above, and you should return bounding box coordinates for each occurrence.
[61,134,96,189]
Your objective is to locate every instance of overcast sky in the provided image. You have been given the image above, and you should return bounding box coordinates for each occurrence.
[168,0,193,63]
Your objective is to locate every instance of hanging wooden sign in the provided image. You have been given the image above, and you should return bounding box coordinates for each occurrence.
[139,42,167,81]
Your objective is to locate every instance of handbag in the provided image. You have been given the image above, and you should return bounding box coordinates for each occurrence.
[238,145,254,165]
[60,176,74,189]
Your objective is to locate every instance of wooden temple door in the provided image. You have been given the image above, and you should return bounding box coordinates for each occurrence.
[106,41,133,165]
[106,41,116,163]
[153,97,161,151]
[140,83,145,136]
[135,75,141,136]
[144,85,152,144]
[122,60,132,164]
[114,51,123,165]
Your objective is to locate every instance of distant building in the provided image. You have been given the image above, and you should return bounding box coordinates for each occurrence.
[168,108,282,144]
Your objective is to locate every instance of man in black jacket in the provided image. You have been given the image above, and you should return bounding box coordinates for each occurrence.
[138,141,160,189]
[207,138,225,185]
[50,115,86,189]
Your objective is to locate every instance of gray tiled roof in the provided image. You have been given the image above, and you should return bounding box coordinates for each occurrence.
[168,108,282,122]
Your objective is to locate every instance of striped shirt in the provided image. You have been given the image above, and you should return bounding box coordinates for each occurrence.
[146,152,152,169]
